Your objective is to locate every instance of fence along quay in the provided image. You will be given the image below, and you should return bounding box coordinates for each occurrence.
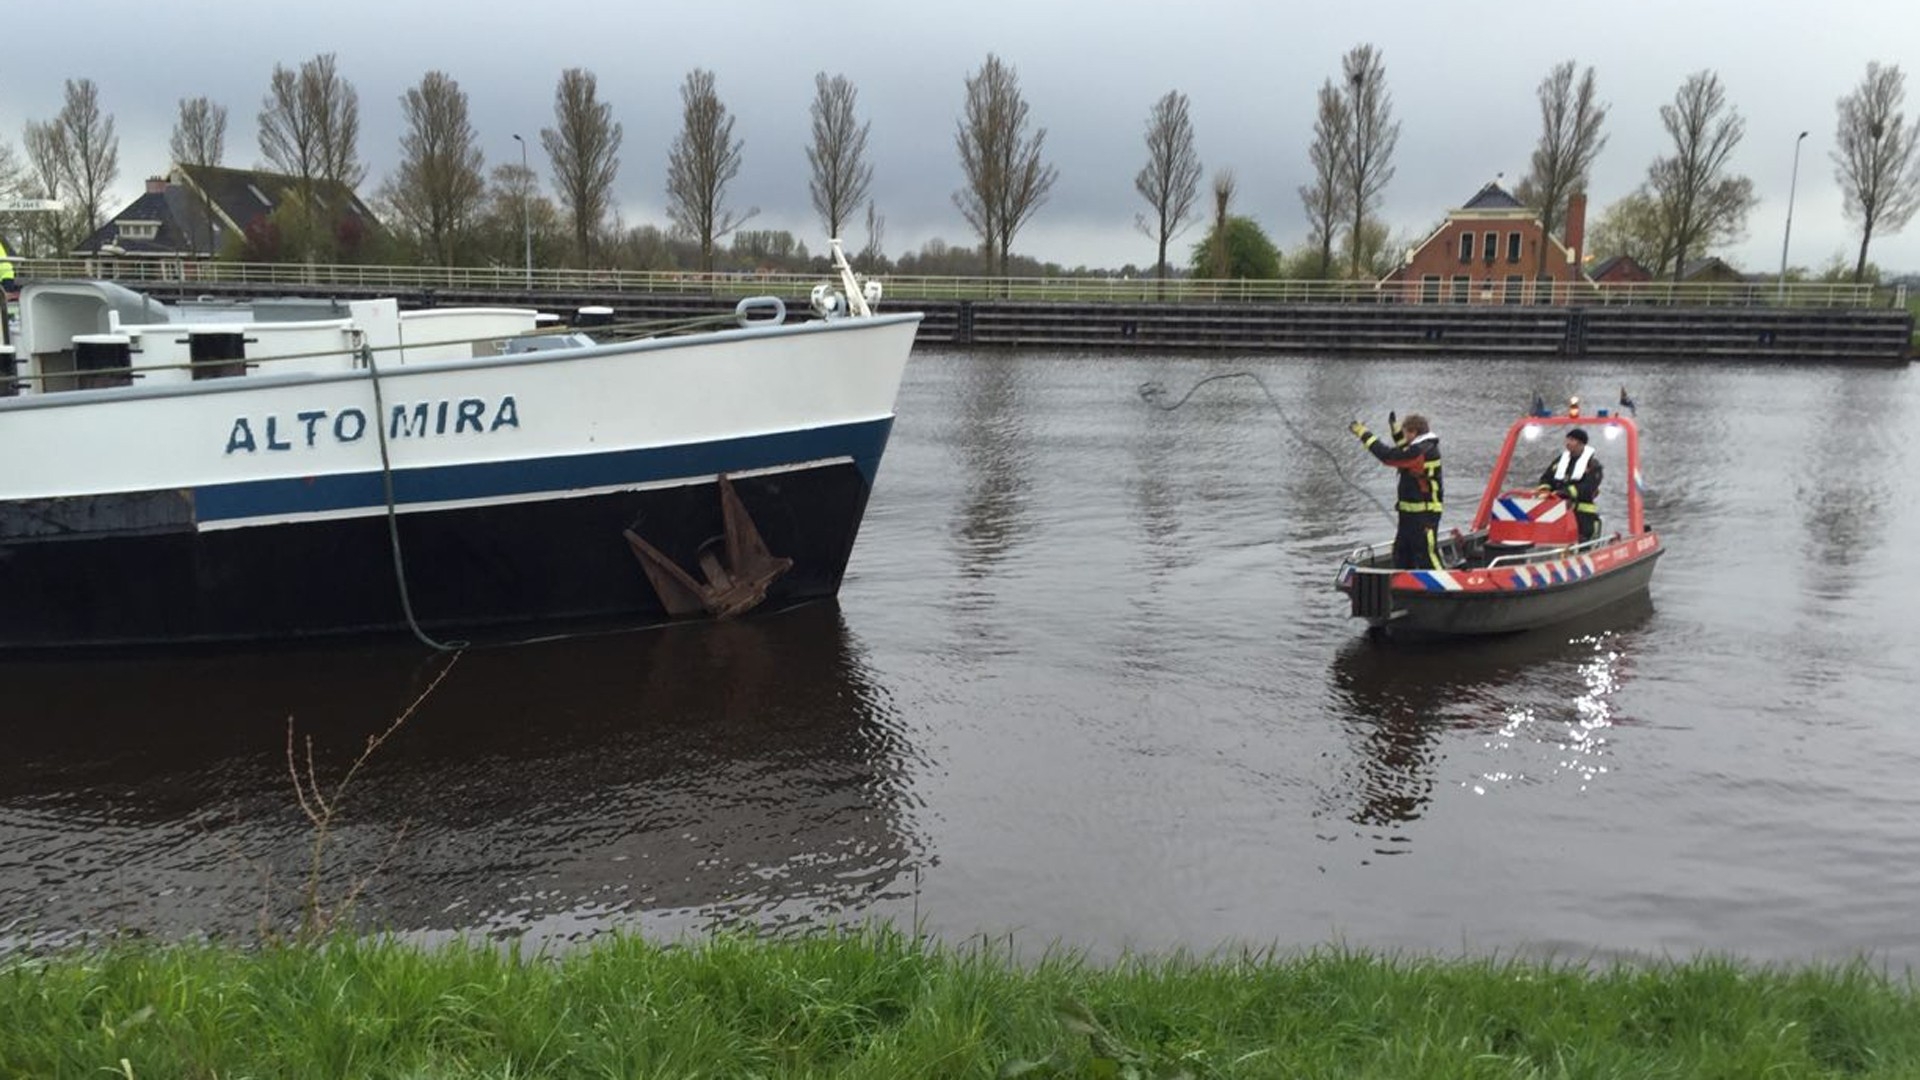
[22,259,1914,363]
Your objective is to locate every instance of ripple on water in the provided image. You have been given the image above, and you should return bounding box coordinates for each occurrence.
[4,355,1918,964]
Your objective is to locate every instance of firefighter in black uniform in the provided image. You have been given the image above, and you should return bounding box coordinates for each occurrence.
[1537,426,1603,542]
[1349,411,1444,570]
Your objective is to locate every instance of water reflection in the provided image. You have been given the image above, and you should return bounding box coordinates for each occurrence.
[1324,595,1654,829]
[1792,369,1898,593]
[950,358,1035,579]
[0,603,925,948]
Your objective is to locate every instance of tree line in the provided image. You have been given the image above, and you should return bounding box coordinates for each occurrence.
[3,50,1919,284]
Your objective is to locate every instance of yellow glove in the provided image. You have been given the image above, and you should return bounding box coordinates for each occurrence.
[1349,420,1370,439]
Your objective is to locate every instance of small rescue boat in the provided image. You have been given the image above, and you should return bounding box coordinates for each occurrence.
[1335,405,1663,638]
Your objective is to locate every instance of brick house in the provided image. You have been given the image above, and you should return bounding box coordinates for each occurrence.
[1382,181,1587,305]
[1589,254,1652,284]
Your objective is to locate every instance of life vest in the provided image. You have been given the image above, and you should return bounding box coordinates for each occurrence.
[1547,445,1600,519]
[1551,445,1594,482]
[1394,432,1443,515]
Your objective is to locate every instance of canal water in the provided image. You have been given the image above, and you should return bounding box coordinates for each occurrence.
[4,351,1916,966]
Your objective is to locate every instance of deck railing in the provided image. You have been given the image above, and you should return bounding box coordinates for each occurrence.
[10,257,1900,309]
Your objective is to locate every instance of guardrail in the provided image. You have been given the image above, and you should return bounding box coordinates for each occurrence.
[11,257,1899,309]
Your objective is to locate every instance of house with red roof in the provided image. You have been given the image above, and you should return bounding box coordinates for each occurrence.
[1381,181,1588,305]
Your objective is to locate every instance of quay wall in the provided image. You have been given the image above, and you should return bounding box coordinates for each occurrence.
[124,282,1913,364]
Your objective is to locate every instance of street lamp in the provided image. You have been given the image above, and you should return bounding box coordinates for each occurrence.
[511,133,531,290]
[1777,130,1808,303]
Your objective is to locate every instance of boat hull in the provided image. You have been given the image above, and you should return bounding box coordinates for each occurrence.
[1373,548,1662,638]
[0,290,920,650]
[1338,532,1664,639]
[0,442,883,649]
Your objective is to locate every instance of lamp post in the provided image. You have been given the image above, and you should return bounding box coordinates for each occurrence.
[1777,130,1808,303]
[512,133,531,290]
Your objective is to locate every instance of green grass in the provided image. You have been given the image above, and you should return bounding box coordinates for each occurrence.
[3,927,1917,1078]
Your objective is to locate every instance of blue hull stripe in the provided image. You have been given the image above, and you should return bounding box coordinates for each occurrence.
[192,417,894,524]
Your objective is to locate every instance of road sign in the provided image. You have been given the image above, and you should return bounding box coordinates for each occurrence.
[0,198,65,212]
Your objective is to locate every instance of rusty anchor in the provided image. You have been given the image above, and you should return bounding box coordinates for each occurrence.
[624,474,794,619]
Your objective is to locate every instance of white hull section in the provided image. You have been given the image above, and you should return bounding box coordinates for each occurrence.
[1,311,920,518]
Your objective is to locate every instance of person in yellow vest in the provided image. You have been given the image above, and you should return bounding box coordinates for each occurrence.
[1537,427,1603,542]
[1349,412,1445,570]
[1,237,15,348]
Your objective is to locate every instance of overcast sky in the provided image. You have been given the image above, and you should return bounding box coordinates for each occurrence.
[7,0,1919,275]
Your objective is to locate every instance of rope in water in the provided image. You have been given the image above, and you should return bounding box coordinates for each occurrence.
[362,342,469,654]
[346,306,803,654]
[1137,370,1398,525]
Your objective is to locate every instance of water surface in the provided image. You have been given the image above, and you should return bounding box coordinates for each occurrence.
[4,351,1916,966]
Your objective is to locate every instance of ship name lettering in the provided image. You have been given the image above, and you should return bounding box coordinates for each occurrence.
[225,396,520,454]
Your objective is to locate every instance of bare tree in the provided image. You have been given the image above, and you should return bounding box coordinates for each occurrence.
[806,72,873,244]
[1204,169,1235,278]
[54,79,120,236]
[380,72,486,266]
[666,68,755,274]
[1339,44,1400,279]
[21,122,73,254]
[307,55,364,190]
[261,65,321,187]
[480,160,559,271]
[1832,61,1920,284]
[171,96,227,255]
[170,96,227,168]
[1133,89,1202,290]
[1647,70,1756,282]
[1587,189,1674,275]
[1515,61,1609,275]
[260,53,362,188]
[541,68,622,268]
[1299,79,1349,279]
[859,199,887,266]
[0,140,30,263]
[953,53,1058,276]
[260,53,364,258]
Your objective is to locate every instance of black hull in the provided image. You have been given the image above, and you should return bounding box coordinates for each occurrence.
[0,463,875,650]
[1377,551,1663,639]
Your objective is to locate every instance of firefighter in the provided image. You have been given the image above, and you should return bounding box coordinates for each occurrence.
[1349,411,1444,570]
[1537,427,1603,542]
[1,236,15,348]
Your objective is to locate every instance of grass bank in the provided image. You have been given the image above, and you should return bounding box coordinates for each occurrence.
[4,928,1917,1078]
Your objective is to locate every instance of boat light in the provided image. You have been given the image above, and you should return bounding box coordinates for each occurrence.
[1521,424,1543,441]
[1604,425,1623,442]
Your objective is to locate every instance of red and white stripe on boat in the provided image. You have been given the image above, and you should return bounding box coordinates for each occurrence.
[1390,533,1661,594]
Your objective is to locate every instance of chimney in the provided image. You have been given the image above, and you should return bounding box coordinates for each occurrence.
[1564,191,1587,272]
[146,176,169,195]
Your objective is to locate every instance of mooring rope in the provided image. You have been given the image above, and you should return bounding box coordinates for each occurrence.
[361,342,468,654]
[1138,370,1398,525]
[344,306,798,654]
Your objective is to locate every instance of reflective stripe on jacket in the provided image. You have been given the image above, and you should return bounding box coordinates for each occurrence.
[1362,430,1443,515]
[1539,448,1602,515]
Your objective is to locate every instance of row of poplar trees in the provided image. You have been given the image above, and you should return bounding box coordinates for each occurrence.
[4,50,1919,283]
[1139,49,1920,285]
